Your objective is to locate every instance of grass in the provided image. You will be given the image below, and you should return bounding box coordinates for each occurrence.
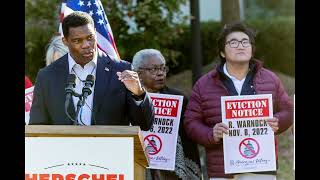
[166,61,295,180]
[277,128,294,180]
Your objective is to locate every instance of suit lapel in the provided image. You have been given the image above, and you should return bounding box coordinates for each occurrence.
[91,51,113,124]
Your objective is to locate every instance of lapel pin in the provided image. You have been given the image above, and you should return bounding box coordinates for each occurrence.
[105,67,110,71]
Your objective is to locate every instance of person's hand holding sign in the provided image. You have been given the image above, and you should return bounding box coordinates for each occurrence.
[267,117,279,133]
[213,123,229,143]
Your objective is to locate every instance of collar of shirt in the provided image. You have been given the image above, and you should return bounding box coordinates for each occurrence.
[223,63,246,82]
[223,63,247,95]
[68,51,98,74]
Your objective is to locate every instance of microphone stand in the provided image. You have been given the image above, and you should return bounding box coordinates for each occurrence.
[65,88,83,125]
[74,96,85,126]
[76,75,94,125]
[75,93,91,126]
[73,74,95,126]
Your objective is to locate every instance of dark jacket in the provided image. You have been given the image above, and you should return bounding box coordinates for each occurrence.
[29,50,154,131]
[184,60,293,178]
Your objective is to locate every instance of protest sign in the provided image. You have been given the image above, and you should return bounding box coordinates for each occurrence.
[221,94,276,173]
[141,93,183,170]
[25,86,34,125]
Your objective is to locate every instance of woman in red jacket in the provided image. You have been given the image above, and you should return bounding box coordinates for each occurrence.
[184,22,293,180]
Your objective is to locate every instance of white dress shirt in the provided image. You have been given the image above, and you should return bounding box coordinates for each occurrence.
[223,63,246,95]
[68,53,97,125]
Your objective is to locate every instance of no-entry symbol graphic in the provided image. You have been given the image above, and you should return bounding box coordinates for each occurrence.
[144,134,162,155]
[239,138,260,159]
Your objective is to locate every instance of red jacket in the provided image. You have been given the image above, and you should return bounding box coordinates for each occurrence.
[184,60,293,178]
[25,75,33,89]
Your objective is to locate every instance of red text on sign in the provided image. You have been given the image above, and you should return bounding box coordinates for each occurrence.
[25,173,125,180]
[151,97,179,117]
[225,99,269,119]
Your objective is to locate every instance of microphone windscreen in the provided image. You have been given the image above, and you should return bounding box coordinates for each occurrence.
[86,74,95,83]
[67,74,76,87]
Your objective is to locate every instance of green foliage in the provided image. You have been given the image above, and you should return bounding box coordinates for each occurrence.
[164,21,223,76]
[25,27,53,80]
[167,17,295,77]
[103,0,189,66]
[247,17,295,76]
[244,0,295,19]
[277,128,295,180]
[25,0,61,81]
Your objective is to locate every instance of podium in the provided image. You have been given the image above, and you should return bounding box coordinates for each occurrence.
[25,125,149,180]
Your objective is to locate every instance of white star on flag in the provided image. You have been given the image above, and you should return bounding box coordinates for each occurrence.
[78,0,84,6]
[94,0,99,7]
[96,9,103,16]
[98,19,104,25]
[87,1,91,7]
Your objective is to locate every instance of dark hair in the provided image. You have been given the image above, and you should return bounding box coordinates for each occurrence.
[62,11,94,37]
[217,21,257,63]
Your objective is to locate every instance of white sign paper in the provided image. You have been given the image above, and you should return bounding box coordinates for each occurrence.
[221,94,276,174]
[141,93,183,170]
[25,137,133,180]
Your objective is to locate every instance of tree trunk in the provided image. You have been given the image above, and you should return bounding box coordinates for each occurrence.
[221,0,241,25]
[190,0,203,85]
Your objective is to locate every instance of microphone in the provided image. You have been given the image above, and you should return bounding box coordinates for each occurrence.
[65,74,77,124]
[82,74,95,101]
[76,75,94,126]
[65,74,76,105]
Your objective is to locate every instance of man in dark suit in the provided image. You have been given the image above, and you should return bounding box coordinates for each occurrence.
[29,11,154,131]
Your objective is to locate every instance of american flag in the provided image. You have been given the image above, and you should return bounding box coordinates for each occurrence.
[58,0,120,59]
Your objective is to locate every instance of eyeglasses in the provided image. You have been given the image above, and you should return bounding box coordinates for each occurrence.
[225,39,251,48]
[139,66,169,74]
